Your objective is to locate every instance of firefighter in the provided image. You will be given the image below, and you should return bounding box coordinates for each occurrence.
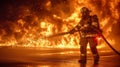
[70,7,102,64]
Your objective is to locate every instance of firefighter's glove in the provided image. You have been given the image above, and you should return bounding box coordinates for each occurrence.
[69,29,75,34]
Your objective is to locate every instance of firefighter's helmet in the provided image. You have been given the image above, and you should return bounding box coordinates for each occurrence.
[81,7,91,14]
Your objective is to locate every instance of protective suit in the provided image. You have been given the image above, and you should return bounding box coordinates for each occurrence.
[70,7,102,64]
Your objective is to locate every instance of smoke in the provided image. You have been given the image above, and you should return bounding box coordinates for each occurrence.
[0,0,120,48]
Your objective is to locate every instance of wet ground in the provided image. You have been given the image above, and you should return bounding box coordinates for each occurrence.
[0,46,120,67]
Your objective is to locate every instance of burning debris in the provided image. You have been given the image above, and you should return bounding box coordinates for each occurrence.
[0,0,120,48]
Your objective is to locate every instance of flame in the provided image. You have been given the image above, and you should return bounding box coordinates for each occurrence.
[0,0,119,49]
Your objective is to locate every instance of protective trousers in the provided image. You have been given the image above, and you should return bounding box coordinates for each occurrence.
[79,37,99,63]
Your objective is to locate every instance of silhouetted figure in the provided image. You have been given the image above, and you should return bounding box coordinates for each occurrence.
[70,7,102,64]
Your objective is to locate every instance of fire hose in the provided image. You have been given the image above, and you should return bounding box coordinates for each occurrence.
[46,30,120,56]
[100,33,120,56]
[93,28,120,56]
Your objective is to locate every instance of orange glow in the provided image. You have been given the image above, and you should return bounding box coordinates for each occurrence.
[0,0,119,49]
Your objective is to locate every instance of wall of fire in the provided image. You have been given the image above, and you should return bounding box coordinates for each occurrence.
[0,0,120,49]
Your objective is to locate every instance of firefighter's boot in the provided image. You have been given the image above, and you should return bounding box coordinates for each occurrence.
[93,54,99,64]
[79,54,86,63]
